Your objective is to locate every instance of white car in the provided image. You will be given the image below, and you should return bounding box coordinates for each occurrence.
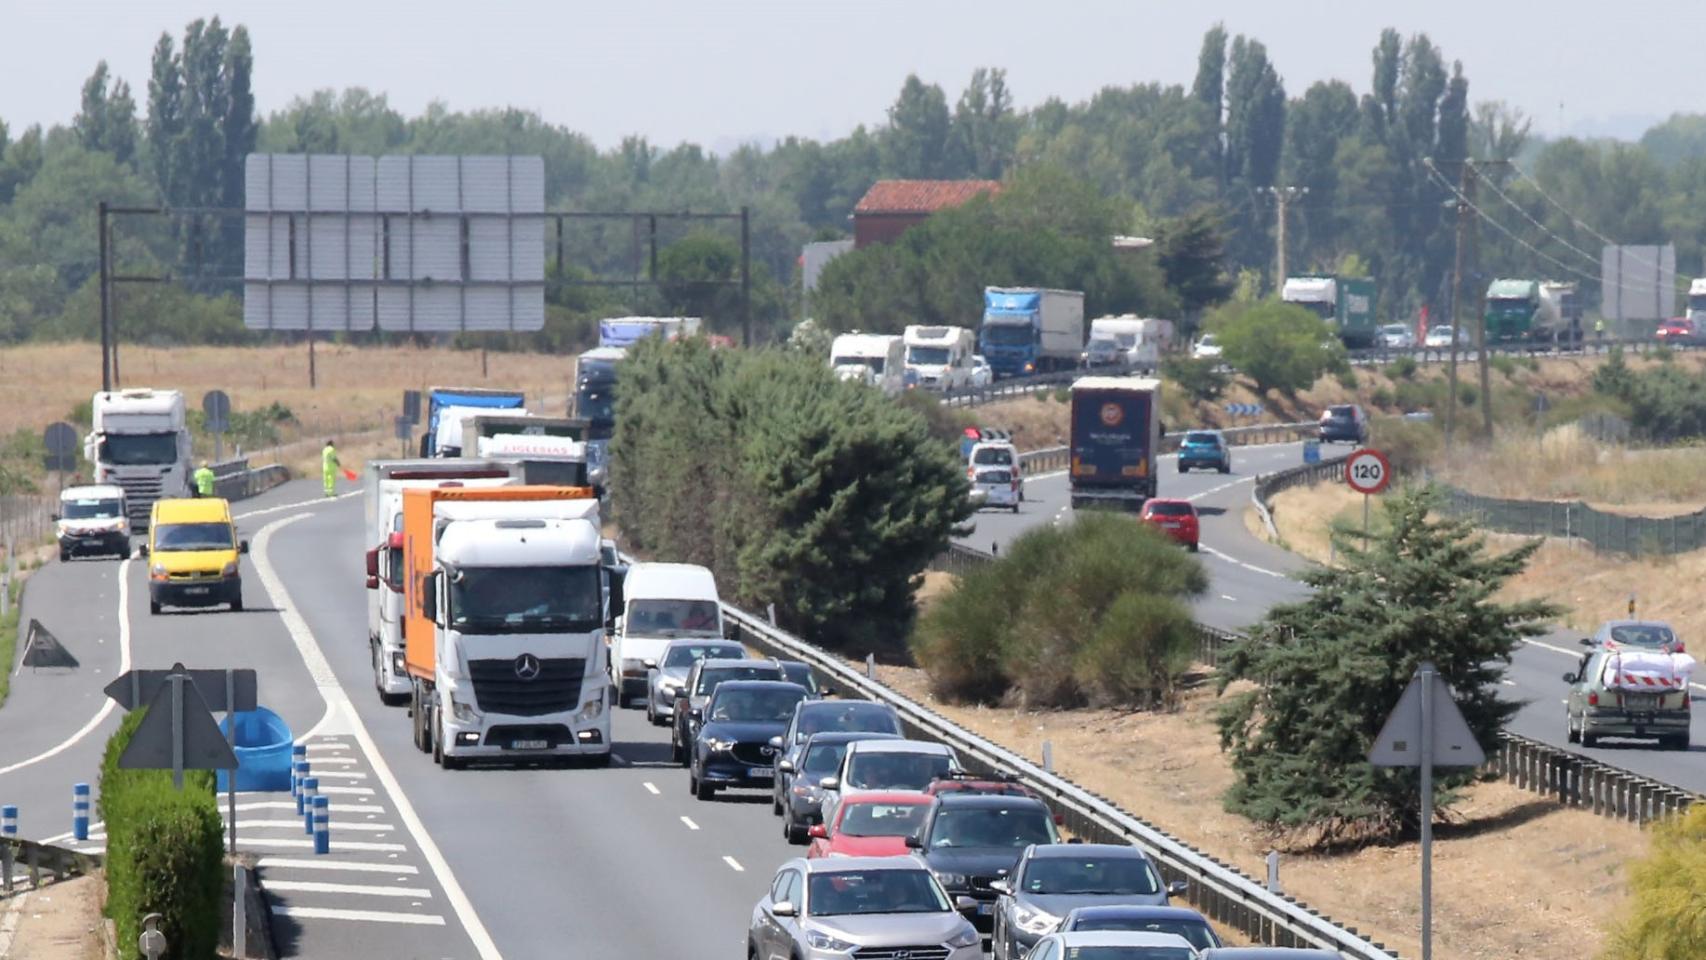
[969,355,994,389]
[1423,325,1467,349]
[972,466,1020,513]
[1378,324,1415,349]
[817,739,960,828]
[1191,334,1223,359]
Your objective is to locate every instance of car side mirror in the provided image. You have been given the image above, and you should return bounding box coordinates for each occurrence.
[989,879,1012,895]
[365,547,379,578]
[239,540,250,554]
[818,777,839,791]
[778,760,795,774]
[904,834,923,849]
[642,658,657,670]
[138,544,149,558]
[768,736,784,749]
[1579,637,1595,648]
[1563,673,1578,684]
[771,900,797,918]
[421,571,439,622]
[808,824,827,839]
[689,707,702,721]
[1167,880,1188,897]
[954,896,980,916]
[50,513,61,522]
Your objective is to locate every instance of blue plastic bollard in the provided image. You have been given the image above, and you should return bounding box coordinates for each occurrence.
[293,760,310,814]
[72,783,90,841]
[312,795,329,855]
[1,805,15,837]
[301,778,318,834]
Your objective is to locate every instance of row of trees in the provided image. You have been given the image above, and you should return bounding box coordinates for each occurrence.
[3,17,1705,350]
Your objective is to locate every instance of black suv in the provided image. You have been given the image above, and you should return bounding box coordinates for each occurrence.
[670,658,785,764]
[905,793,1061,932]
[1318,404,1368,444]
[688,680,808,801]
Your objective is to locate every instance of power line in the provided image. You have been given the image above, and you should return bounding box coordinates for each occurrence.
[1510,161,1664,274]
[1423,162,1600,284]
[1476,171,1602,268]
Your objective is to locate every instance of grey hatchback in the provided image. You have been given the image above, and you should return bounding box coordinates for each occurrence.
[1565,648,1692,749]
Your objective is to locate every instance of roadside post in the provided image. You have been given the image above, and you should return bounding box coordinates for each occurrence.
[1369,661,1486,960]
[43,421,79,497]
[301,778,319,834]
[72,783,90,841]
[1344,447,1392,544]
[139,913,167,960]
[313,795,330,855]
[401,390,422,457]
[203,390,231,464]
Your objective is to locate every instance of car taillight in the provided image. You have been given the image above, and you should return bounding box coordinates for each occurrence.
[967,466,976,480]
[1587,692,1599,706]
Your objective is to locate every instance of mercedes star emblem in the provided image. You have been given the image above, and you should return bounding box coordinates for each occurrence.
[514,654,542,681]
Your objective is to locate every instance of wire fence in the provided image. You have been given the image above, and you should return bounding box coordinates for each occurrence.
[1434,485,1706,556]
[0,496,54,560]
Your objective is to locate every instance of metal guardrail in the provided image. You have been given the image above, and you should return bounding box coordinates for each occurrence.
[1017,422,1321,477]
[212,460,292,502]
[1,836,101,896]
[725,603,1401,958]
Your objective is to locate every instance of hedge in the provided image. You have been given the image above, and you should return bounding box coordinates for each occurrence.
[99,707,224,960]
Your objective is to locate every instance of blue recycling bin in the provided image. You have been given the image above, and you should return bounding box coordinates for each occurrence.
[1303,439,1321,464]
[216,707,295,793]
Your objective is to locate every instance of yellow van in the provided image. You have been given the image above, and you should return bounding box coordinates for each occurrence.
[142,497,247,614]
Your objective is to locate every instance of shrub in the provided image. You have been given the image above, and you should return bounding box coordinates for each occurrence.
[1488,354,1518,379]
[1370,417,1442,474]
[100,707,223,960]
[895,389,976,446]
[1370,387,1395,409]
[1209,300,1339,395]
[1333,365,1359,390]
[1603,804,1706,958]
[913,513,1206,709]
[1457,383,1478,407]
[1388,355,1418,380]
[1162,356,1229,404]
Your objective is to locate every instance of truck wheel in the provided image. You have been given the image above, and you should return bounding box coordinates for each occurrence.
[58,546,69,563]
[1581,730,1599,748]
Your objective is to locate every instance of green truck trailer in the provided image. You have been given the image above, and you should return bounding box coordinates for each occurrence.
[1280,275,1378,348]
[1484,279,1576,343]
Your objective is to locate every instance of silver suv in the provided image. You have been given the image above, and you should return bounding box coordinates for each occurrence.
[749,856,984,960]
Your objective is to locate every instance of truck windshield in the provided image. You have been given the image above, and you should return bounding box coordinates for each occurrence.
[63,499,123,519]
[907,347,950,366]
[98,433,178,466]
[520,461,588,486]
[154,523,233,552]
[836,356,885,373]
[575,385,615,424]
[628,598,721,636]
[982,325,1032,346]
[1287,300,1334,320]
[1691,294,1706,313]
[449,566,601,634]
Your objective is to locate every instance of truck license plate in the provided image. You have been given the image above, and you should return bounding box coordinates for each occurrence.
[509,739,548,750]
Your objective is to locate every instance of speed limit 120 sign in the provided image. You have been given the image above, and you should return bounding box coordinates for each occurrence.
[1345,448,1392,495]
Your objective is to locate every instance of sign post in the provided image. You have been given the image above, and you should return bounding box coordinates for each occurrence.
[1344,447,1392,544]
[43,422,79,495]
[202,390,231,463]
[1369,661,1487,960]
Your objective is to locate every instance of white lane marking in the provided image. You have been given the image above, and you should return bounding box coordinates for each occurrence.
[643,782,660,795]
[301,770,369,780]
[680,816,700,831]
[306,740,350,751]
[266,880,432,899]
[270,905,445,926]
[316,785,375,797]
[300,755,359,765]
[259,857,419,876]
[1029,469,1068,482]
[235,490,359,522]
[239,837,407,852]
[1199,544,1288,579]
[1219,595,1237,602]
[1184,476,1251,503]
[229,819,396,833]
[723,856,745,872]
[1501,680,1516,686]
[252,513,503,960]
[0,558,133,780]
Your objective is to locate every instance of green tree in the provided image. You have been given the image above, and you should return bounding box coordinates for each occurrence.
[655,232,740,329]
[1209,299,1336,395]
[1602,804,1706,959]
[1152,208,1233,321]
[947,67,1016,179]
[1191,24,1228,182]
[74,61,140,168]
[1223,35,1286,270]
[883,75,953,178]
[1215,489,1558,845]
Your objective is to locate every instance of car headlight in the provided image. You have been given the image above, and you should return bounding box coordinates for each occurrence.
[791,783,819,798]
[1014,904,1060,935]
[659,679,683,694]
[948,924,982,948]
[705,737,737,753]
[933,871,968,888]
[150,563,168,578]
[574,693,604,723]
[804,929,857,952]
[221,561,238,577]
[450,695,479,723]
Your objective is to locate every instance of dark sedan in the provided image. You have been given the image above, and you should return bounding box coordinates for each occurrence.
[689,680,809,801]
[775,730,902,844]
[670,658,785,765]
[905,794,1060,933]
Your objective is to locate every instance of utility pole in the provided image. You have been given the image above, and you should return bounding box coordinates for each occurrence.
[1445,164,1469,456]
[1434,158,1508,453]
[1261,186,1308,292]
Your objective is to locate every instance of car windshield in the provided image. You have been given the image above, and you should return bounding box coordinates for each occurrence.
[798,704,899,740]
[63,499,123,520]
[1183,432,1219,446]
[846,752,955,790]
[807,870,948,917]
[695,664,782,696]
[839,801,930,838]
[1327,406,1356,419]
[1063,948,1194,960]
[627,598,721,636]
[1087,339,1119,353]
[1067,918,1216,950]
[1197,335,1218,346]
[1022,857,1161,896]
[927,806,1055,849]
[663,643,743,669]
[835,356,886,374]
[1607,624,1677,648]
[1146,502,1193,518]
[804,742,850,775]
[153,522,233,552]
[708,686,804,723]
[449,565,601,634]
[1430,326,1453,338]
[908,346,950,366]
[98,432,178,466]
[973,447,1014,466]
[779,661,819,695]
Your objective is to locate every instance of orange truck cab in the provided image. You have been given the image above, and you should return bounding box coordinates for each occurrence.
[401,485,619,768]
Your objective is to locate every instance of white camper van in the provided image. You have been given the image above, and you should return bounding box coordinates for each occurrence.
[829,334,906,395]
[902,325,977,392]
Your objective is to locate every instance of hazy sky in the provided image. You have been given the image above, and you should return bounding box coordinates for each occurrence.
[7,1,1703,151]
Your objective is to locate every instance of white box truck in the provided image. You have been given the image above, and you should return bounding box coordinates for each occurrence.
[85,389,192,532]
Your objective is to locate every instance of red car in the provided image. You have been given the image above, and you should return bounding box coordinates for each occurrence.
[925,771,1063,825]
[1140,498,1200,552]
[806,792,932,859]
[1656,318,1698,344]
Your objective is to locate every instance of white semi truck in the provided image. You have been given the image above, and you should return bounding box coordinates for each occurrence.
[85,389,192,531]
[1687,278,1706,326]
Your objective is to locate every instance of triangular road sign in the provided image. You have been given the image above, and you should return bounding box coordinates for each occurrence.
[118,674,237,777]
[19,619,78,669]
[1369,662,1487,768]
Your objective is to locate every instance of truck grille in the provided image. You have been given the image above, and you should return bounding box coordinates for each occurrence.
[468,657,584,716]
[114,476,164,528]
[854,947,950,960]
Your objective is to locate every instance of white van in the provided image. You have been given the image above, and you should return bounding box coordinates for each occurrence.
[830,334,906,395]
[56,484,130,560]
[1088,315,1165,371]
[903,325,977,392]
[611,562,724,708]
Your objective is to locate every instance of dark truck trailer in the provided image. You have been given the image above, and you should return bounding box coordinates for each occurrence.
[1068,376,1162,511]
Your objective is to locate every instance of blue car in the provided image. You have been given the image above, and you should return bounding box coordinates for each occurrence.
[1178,430,1231,474]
